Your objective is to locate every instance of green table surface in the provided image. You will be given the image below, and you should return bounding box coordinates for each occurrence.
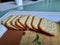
[0,0,60,17]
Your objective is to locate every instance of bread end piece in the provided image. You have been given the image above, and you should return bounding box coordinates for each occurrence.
[39,18,58,36]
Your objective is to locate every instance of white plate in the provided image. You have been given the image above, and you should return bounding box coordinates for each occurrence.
[0,24,7,38]
[0,10,60,22]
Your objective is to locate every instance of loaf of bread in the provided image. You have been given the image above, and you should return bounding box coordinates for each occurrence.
[39,18,58,36]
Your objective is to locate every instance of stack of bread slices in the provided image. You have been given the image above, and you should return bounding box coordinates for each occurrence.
[1,15,58,36]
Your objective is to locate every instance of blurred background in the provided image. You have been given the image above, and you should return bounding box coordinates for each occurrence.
[0,0,39,3]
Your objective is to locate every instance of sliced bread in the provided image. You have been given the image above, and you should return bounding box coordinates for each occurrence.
[11,15,23,30]
[39,18,58,36]
[26,15,33,29]
[16,15,25,29]
[32,16,41,30]
[18,15,29,29]
[1,16,12,26]
[6,15,18,30]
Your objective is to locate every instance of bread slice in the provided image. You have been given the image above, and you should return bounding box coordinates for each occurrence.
[39,18,58,36]
[1,16,12,26]
[16,15,26,29]
[32,16,41,30]
[11,15,23,30]
[6,15,19,30]
[26,15,33,29]
[18,15,29,29]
